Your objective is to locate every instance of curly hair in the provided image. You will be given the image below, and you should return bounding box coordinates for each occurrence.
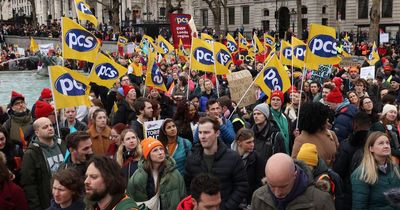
[52,168,84,201]
[298,102,330,134]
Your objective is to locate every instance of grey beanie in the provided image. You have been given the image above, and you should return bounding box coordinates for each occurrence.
[253,103,270,118]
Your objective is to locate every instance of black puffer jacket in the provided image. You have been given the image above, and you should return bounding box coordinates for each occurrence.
[185,141,248,210]
[112,100,136,125]
[252,121,286,162]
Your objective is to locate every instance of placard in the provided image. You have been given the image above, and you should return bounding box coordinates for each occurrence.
[227,70,257,108]
[310,65,332,84]
[39,43,54,54]
[144,120,164,139]
[339,56,365,67]
[169,14,192,49]
[360,66,375,80]
[380,33,389,44]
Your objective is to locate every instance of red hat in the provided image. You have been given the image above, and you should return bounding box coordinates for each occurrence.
[10,91,25,106]
[271,90,284,102]
[332,77,343,88]
[287,86,298,94]
[122,85,134,97]
[34,100,54,118]
[326,87,343,103]
[384,65,393,71]
[40,88,52,100]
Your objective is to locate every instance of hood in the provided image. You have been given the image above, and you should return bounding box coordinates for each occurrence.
[294,160,314,185]
[336,98,350,112]
[177,195,194,210]
[312,158,329,177]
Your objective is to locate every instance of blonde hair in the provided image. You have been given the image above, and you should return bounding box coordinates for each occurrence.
[115,129,142,166]
[358,131,400,184]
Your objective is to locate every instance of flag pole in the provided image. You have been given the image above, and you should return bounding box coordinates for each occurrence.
[295,63,307,129]
[47,67,61,140]
[291,37,294,86]
[228,51,276,120]
[212,41,220,98]
[187,36,194,100]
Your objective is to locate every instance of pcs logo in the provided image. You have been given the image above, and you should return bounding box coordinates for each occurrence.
[176,16,189,24]
[95,63,119,80]
[216,49,231,66]
[151,62,164,86]
[194,47,214,65]
[65,29,98,52]
[265,38,274,46]
[77,2,93,15]
[55,74,87,96]
[262,67,283,91]
[309,35,338,58]
[293,45,306,60]
[282,47,292,59]
[226,41,237,52]
[160,42,169,54]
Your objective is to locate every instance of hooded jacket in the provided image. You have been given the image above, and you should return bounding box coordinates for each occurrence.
[252,121,286,162]
[176,195,194,210]
[332,100,358,143]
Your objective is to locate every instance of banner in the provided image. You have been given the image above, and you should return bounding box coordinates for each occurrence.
[145,52,167,92]
[30,37,39,53]
[255,54,291,97]
[264,33,275,48]
[213,42,232,75]
[238,33,249,50]
[157,35,174,55]
[39,43,54,54]
[88,53,128,88]
[226,33,238,53]
[227,70,257,107]
[305,24,341,67]
[279,40,292,66]
[310,65,333,84]
[291,36,306,68]
[201,33,214,43]
[144,120,165,139]
[49,66,91,109]
[190,37,214,73]
[169,14,192,48]
[61,17,101,62]
[368,42,380,65]
[74,0,98,27]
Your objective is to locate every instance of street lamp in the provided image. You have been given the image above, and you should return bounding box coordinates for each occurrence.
[290,8,297,35]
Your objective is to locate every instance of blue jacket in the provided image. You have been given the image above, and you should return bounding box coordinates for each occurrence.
[169,137,192,175]
[333,100,358,143]
[193,116,236,146]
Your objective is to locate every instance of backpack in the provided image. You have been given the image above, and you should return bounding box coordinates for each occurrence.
[113,195,145,210]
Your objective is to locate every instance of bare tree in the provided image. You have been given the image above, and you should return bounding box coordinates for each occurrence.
[222,0,228,35]
[166,0,185,18]
[369,0,380,43]
[27,0,38,27]
[203,0,222,36]
[296,0,302,39]
[87,0,120,32]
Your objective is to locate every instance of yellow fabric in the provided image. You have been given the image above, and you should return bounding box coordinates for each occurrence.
[145,52,167,92]
[88,53,128,88]
[297,143,318,166]
[74,0,98,27]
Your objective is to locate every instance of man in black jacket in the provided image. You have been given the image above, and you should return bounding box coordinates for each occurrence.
[185,116,248,210]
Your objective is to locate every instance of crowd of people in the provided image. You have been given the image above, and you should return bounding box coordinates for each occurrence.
[2,23,400,210]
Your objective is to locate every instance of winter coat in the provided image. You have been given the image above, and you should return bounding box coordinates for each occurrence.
[112,99,136,125]
[370,121,400,158]
[251,161,335,210]
[127,158,186,210]
[292,129,339,167]
[351,162,400,210]
[176,195,194,210]
[87,125,111,155]
[46,199,85,210]
[2,109,32,145]
[167,136,192,175]
[252,121,286,163]
[193,116,236,146]
[20,137,67,210]
[185,140,248,210]
[332,101,358,143]
[60,119,88,131]
[0,181,28,210]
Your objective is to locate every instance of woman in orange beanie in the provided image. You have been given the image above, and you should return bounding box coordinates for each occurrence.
[127,137,186,210]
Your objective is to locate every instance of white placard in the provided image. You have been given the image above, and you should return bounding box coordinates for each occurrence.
[39,43,54,54]
[380,33,389,44]
[144,120,165,139]
[17,47,25,56]
[360,66,375,80]
[126,43,136,54]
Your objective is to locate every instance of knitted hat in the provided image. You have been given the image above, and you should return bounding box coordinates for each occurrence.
[270,90,284,102]
[40,88,52,100]
[382,104,397,116]
[287,86,298,94]
[391,77,400,84]
[296,143,318,167]
[10,91,25,106]
[332,77,343,89]
[253,103,270,118]
[384,65,393,71]
[123,85,134,97]
[34,100,54,118]
[326,87,343,103]
[141,137,164,159]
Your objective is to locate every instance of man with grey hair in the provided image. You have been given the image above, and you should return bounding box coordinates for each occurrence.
[251,153,335,210]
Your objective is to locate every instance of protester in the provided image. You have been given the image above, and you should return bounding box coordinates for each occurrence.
[87,109,111,155]
[127,137,186,210]
[131,97,153,140]
[0,126,23,182]
[269,90,290,153]
[173,100,199,142]
[359,97,379,123]
[31,87,52,120]
[112,85,137,125]
[60,107,88,132]
[115,128,142,179]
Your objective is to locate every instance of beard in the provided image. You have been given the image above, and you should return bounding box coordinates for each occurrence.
[86,187,108,202]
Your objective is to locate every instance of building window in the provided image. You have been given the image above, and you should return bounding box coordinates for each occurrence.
[264,9,269,16]
[202,9,208,26]
[160,7,166,18]
[382,0,393,18]
[243,6,249,24]
[301,6,307,14]
[322,6,327,14]
[337,0,346,20]
[228,7,235,25]
[302,18,308,31]
[322,18,328,25]
[262,20,270,32]
[358,0,368,19]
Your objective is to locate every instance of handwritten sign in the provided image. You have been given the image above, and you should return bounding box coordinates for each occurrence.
[360,66,375,80]
[340,56,365,67]
[144,120,164,139]
[227,70,257,107]
[310,65,332,84]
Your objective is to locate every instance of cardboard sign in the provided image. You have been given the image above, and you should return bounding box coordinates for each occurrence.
[39,43,54,54]
[144,120,164,139]
[360,66,375,80]
[169,14,192,49]
[227,70,257,108]
[380,33,389,44]
[310,65,332,84]
[339,56,365,67]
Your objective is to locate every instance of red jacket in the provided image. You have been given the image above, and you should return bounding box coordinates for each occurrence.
[177,195,194,210]
[0,181,28,210]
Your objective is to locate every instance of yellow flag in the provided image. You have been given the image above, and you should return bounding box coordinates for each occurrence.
[213,42,232,75]
[145,52,167,92]
[177,39,187,57]
[30,37,39,53]
[238,33,249,50]
[190,37,214,73]
[291,36,306,68]
[140,35,155,48]
[251,33,265,54]
[128,61,142,76]
[117,36,128,46]
[305,24,341,66]
[49,66,91,109]
[157,35,174,55]
[226,33,238,53]
[74,0,98,27]
[255,54,291,97]
[368,42,380,65]
[61,17,101,62]
[279,40,292,66]
[201,33,214,43]
[264,33,275,48]
[88,53,128,88]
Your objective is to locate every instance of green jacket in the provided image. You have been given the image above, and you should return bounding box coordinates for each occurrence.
[351,162,400,210]
[127,157,186,210]
[20,136,67,210]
